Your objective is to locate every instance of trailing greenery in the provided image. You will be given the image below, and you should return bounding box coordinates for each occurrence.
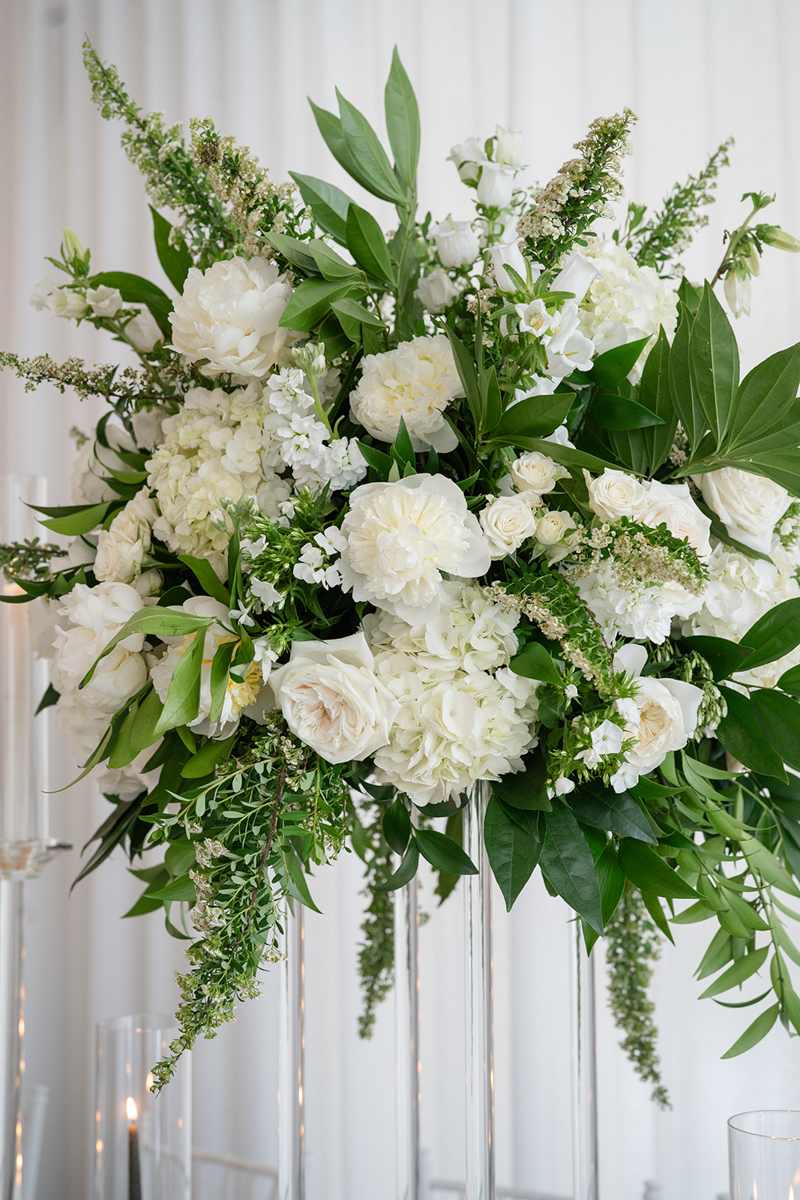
[351,794,397,1039]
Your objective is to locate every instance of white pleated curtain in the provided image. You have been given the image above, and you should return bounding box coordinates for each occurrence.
[1,1,799,1197]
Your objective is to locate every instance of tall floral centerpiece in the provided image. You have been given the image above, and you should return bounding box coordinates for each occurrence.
[4,43,800,1098]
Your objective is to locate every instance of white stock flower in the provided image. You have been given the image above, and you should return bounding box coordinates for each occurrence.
[86,285,123,318]
[338,474,491,623]
[414,268,461,314]
[494,125,524,167]
[488,241,531,293]
[432,219,480,268]
[268,632,398,765]
[94,488,158,584]
[612,644,702,779]
[587,469,649,521]
[477,162,516,209]
[699,467,791,555]
[510,451,570,496]
[170,256,296,379]
[447,137,487,183]
[349,334,462,452]
[479,494,539,559]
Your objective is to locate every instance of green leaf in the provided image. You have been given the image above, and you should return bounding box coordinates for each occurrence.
[164,839,197,878]
[724,890,771,932]
[778,664,800,696]
[540,801,604,933]
[154,628,205,734]
[346,203,395,284]
[149,873,196,903]
[330,297,383,331]
[442,325,483,430]
[35,683,60,715]
[637,327,678,475]
[263,231,320,274]
[181,732,237,779]
[71,796,142,888]
[617,839,699,899]
[679,634,754,682]
[416,828,478,875]
[699,945,770,999]
[81,609,212,686]
[568,786,657,844]
[688,282,739,447]
[668,306,702,450]
[37,501,113,536]
[751,688,800,773]
[597,843,626,924]
[336,88,406,205]
[592,393,664,430]
[89,271,172,338]
[284,849,322,913]
[384,47,420,191]
[383,798,411,855]
[308,101,377,196]
[716,686,788,781]
[725,342,800,449]
[737,597,800,672]
[720,1003,779,1058]
[150,206,192,294]
[129,686,164,755]
[390,416,416,469]
[289,172,353,245]
[123,892,164,919]
[589,338,651,389]
[641,889,675,943]
[357,440,393,477]
[488,391,575,445]
[485,795,541,911]
[178,554,231,607]
[279,278,356,332]
[107,699,143,769]
[492,752,551,811]
[209,639,237,726]
[376,838,420,891]
[509,641,561,686]
[306,238,362,282]
[696,928,733,980]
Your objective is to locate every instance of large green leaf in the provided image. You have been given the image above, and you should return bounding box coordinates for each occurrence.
[668,306,702,450]
[89,271,172,338]
[721,1003,779,1058]
[592,393,664,430]
[679,634,754,681]
[37,501,113,536]
[279,278,356,331]
[568,785,656,844]
[487,392,575,445]
[736,597,800,672]
[384,47,420,192]
[485,796,541,911]
[308,100,377,196]
[509,641,561,686]
[416,828,478,875]
[382,797,411,855]
[588,337,650,389]
[716,686,788,780]
[540,802,604,933]
[376,839,420,891]
[688,282,739,447]
[617,839,699,899]
[150,206,192,294]
[638,327,678,474]
[178,554,231,607]
[336,88,406,205]
[345,203,395,284]
[263,231,320,275]
[751,688,800,773]
[725,342,800,450]
[492,752,551,811]
[153,627,205,734]
[289,172,353,245]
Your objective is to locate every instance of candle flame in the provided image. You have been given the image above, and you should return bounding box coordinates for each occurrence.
[126,1097,137,1121]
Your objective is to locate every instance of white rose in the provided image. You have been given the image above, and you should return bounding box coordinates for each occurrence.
[639,480,712,557]
[94,489,157,584]
[269,632,399,765]
[446,137,487,183]
[510,451,570,496]
[587,469,649,521]
[613,643,702,775]
[476,163,516,209]
[414,268,460,314]
[699,467,791,555]
[479,495,539,559]
[126,308,163,352]
[488,242,529,293]
[432,220,480,269]
[339,474,491,623]
[86,285,123,318]
[45,288,88,319]
[536,509,577,546]
[170,256,296,379]
[551,252,600,305]
[349,334,462,453]
[495,125,524,167]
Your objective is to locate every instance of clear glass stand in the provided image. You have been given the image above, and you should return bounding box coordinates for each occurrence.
[464,783,495,1200]
[278,907,305,1200]
[570,925,599,1200]
[394,880,420,1200]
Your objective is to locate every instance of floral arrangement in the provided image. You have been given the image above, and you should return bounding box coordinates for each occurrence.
[5,43,800,1096]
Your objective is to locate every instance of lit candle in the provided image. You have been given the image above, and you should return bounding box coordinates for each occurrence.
[126,1098,142,1200]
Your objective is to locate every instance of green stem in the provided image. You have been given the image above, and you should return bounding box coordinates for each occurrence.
[710,200,761,288]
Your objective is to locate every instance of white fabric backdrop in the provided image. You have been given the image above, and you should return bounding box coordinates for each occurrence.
[2,1,800,1197]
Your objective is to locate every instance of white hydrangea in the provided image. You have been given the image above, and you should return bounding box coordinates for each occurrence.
[349,334,463,452]
[577,239,679,372]
[575,559,693,645]
[365,585,538,804]
[169,256,297,380]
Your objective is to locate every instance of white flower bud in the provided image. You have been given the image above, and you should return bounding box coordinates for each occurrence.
[494,125,525,168]
[62,227,86,264]
[762,225,800,252]
[724,269,751,319]
[431,219,480,269]
[476,162,516,210]
[487,242,527,293]
[446,137,487,183]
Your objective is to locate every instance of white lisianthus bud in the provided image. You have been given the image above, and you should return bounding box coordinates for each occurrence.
[86,285,123,318]
[446,137,487,183]
[494,125,525,167]
[62,227,86,264]
[476,162,516,210]
[45,288,88,319]
[724,269,751,319]
[551,251,600,304]
[414,268,460,314]
[432,219,480,269]
[762,225,800,252]
[488,242,528,293]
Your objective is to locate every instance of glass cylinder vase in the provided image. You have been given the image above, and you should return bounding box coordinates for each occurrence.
[93,1015,192,1200]
[729,1111,800,1200]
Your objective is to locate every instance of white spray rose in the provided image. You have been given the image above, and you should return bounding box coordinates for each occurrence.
[612,644,702,781]
[268,632,399,765]
[639,480,712,557]
[488,241,530,293]
[170,256,296,379]
[510,451,570,496]
[476,162,516,209]
[536,509,577,547]
[339,474,491,623]
[432,220,480,269]
[414,269,460,314]
[494,125,524,167]
[699,467,791,555]
[479,494,539,559]
[349,334,462,452]
[446,137,487,183]
[94,488,158,584]
[587,469,649,521]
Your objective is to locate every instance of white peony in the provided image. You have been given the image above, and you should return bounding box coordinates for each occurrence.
[476,162,516,209]
[94,488,158,584]
[414,268,461,314]
[169,256,296,379]
[587,469,649,521]
[338,474,491,622]
[510,451,570,496]
[479,494,539,559]
[612,644,702,782]
[349,335,462,452]
[698,467,791,555]
[51,581,148,712]
[268,632,399,765]
[431,219,480,269]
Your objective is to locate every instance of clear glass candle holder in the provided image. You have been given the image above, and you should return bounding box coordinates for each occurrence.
[93,1015,191,1200]
[729,1110,800,1200]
